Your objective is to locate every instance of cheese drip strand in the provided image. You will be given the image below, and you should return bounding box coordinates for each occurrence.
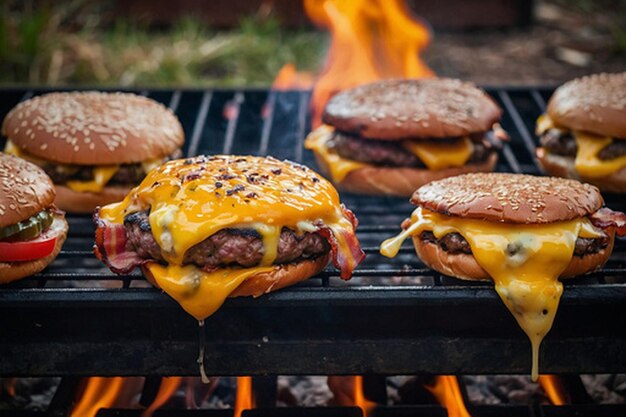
[381,207,602,381]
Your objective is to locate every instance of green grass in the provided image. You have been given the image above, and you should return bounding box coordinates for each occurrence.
[0,1,327,86]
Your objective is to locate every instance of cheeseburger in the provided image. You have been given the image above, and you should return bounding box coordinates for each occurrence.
[381,173,625,380]
[305,78,508,196]
[94,155,365,321]
[2,92,184,213]
[536,72,626,192]
[0,153,68,283]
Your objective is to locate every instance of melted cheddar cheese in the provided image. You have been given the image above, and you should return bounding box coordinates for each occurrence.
[99,155,358,320]
[304,125,473,182]
[4,139,120,192]
[304,125,367,182]
[537,114,626,178]
[145,263,274,320]
[402,137,473,170]
[381,207,603,381]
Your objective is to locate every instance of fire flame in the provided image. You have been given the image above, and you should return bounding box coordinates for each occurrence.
[70,377,126,417]
[426,375,472,417]
[273,0,434,127]
[234,376,256,417]
[142,377,182,417]
[538,375,569,405]
[327,376,376,417]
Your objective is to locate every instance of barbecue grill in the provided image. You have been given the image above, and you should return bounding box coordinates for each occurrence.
[0,86,625,415]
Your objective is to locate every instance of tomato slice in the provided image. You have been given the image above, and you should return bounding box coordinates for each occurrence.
[0,235,57,262]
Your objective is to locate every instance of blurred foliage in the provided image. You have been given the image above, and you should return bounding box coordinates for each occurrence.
[0,0,327,86]
[555,0,626,55]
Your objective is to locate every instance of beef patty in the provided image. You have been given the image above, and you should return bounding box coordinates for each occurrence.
[124,211,330,269]
[328,130,499,168]
[419,230,610,257]
[540,129,626,160]
[43,149,183,186]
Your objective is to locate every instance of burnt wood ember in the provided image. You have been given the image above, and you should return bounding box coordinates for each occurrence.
[0,86,624,381]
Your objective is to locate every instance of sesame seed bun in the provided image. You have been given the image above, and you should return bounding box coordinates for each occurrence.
[536,148,626,194]
[2,92,184,165]
[322,78,502,140]
[312,151,497,197]
[0,213,68,284]
[412,227,614,282]
[411,173,603,224]
[0,153,55,228]
[547,73,626,138]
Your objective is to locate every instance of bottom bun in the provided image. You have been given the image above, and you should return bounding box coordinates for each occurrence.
[537,148,626,193]
[230,254,330,297]
[314,153,498,196]
[412,229,615,281]
[143,254,330,298]
[55,184,132,213]
[0,215,69,284]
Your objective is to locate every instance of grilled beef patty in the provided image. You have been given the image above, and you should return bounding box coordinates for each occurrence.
[43,149,183,186]
[540,129,626,160]
[419,231,609,257]
[328,131,497,168]
[124,211,330,269]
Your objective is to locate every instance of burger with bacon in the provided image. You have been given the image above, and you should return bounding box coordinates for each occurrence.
[380,172,625,380]
[0,153,68,283]
[94,155,365,320]
[305,78,508,196]
[2,91,184,213]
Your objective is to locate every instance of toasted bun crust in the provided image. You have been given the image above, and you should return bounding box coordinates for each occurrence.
[322,78,502,140]
[2,92,184,165]
[412,172,603,224]
[412,228,615,281]
[0,153,56,228]
[313,152,497,197]
[547,73,626,138]
[536,148,626,193]
[55,184,132,213]
[144,255,329,298]
[0,215,68,284]
[230,254,330,297]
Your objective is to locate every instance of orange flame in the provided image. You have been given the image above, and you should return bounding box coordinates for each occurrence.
[426,375,472,417]
[2,378,17,397]
[272,64,316,90]
[142,377,182,417]
[273,0,434,127]
[327,376,376,417]
[234,376,256,417]
[353,375,376,417]
[538,375,569,405]
[70,377,127,417]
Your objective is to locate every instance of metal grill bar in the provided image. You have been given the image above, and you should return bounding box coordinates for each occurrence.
[0,87,625,377]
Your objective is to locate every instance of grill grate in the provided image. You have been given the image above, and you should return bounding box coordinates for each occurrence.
[0,87,625,376]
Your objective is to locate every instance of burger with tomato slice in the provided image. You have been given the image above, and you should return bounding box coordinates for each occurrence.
[0,152,68,283]
[94,155,365,321]
[2,91,184,213]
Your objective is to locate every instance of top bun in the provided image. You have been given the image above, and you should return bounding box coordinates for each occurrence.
[322,78,502,140]
[411,173,603,224]
[547,72,626,138]
[0,152,55,228]
[2,92,184,165]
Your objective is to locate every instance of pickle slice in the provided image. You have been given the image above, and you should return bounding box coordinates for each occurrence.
[0,210,53,240]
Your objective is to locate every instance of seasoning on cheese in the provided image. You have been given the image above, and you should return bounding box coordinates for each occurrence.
[381,206,603,381]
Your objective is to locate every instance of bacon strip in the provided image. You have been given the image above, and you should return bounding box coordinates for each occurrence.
[318,224,365,280]
[93,209,147,274]
[589,207,626,237]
